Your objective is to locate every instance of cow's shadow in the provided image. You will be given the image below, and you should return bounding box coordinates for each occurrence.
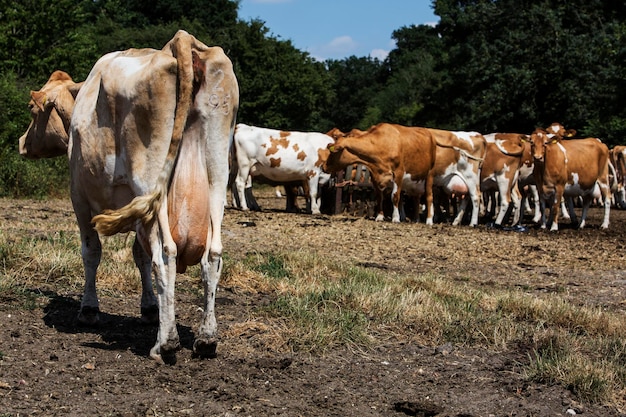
[40,291,194,358]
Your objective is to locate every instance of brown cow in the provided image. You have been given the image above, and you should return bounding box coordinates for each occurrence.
[323,123,437,223]
[610,145,626,208]
[528,128,610,230]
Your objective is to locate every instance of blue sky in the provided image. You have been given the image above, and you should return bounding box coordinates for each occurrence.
[237,0,439,61]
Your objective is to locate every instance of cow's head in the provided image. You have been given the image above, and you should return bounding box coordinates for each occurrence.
[326,128,345,140]
[546,122,576,138]
[322,142,346,173]
[529,128,559,162]
[18,70,83,159]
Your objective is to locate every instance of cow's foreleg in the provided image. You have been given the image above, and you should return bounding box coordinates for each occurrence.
[234,168,252,211]
[374,187,385,221]
[308,175,322,215]
[391,177,402,223]
[132,237,158,324]
[549,190,563,231]
[565,196,579,227]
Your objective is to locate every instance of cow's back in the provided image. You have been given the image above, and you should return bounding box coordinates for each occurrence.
[234,124,333,181]
[549,138,609,188]
[69,48,179,215]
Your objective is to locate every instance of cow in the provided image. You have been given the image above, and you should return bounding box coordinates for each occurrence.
[18,30,239,364]
[18,70,83,158]
[528,128,610,230]
[515,137,543,224]
[480,133,527,226]
[426,129,487,226]
[232,123,332,215]
[323,123,437,224]
[610,146,626,208]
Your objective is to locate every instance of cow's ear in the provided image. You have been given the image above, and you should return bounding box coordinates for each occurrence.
[565,129,576,137]
[192,50,205,84]
[520,134,529,142]
[31,91,47,111]
[328,143,342,153]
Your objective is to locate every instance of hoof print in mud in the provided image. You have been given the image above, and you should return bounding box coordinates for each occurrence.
[393,400,445,416]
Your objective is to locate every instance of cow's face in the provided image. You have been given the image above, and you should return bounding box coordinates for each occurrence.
[529,129,557,162]
[546,122,576,138]
[18,71,82,159]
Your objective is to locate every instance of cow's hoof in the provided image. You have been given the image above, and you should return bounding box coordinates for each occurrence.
[77,306,100,326]
[193,337,218,359]
[150,339,180,365]
[140,305,159,324]
[150,348,177,365]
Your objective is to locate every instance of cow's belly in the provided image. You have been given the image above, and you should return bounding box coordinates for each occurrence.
[402,175,425,196]
[564,183,595,197]
[250,163,310,182]
[434,173,468,195]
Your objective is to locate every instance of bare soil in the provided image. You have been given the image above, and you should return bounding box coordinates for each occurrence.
[1,190,625,417]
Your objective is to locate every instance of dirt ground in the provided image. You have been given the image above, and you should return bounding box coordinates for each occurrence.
[1,189,625,417]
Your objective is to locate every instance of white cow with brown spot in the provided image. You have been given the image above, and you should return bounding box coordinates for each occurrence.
[233,123,333,215]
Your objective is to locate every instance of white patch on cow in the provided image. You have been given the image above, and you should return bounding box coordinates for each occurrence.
[483,133,496,143]
[452,131,481,149]
[556,142,568,164]
[115,55,153,78]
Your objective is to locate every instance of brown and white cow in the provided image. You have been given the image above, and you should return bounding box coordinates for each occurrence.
[323,123,437,223]
[426,129,487,226]
[610,145,626,208]
[480,133,527,226]
[18,30,239,363]
[528,128,610,230]
[516,138,542,224]
[232,124,332,215]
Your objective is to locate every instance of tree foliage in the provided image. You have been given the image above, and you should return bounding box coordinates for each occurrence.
[1,0,625,196]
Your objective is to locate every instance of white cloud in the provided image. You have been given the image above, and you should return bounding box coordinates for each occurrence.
[310,35,358,59]
[370,49,389,61]
[328,35,358,52]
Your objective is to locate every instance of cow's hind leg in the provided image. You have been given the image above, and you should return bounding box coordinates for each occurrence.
[148,215,180,364]
[74,203,102,326]
[194,250,222,358]
[132,237,159,324]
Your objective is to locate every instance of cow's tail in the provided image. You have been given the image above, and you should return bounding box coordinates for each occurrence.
[92,30,197,236]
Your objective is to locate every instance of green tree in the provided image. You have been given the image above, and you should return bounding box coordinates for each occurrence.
[228,19,334,131]
[324,56,384,131]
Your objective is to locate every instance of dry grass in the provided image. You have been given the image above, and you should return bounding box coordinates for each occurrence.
[224,250,626,406]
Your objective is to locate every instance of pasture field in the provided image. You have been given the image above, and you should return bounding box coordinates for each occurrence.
[1,189,625,416]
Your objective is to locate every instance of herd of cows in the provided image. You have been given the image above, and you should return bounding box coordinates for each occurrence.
[15,31,625,364]
[231,120,621,233]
